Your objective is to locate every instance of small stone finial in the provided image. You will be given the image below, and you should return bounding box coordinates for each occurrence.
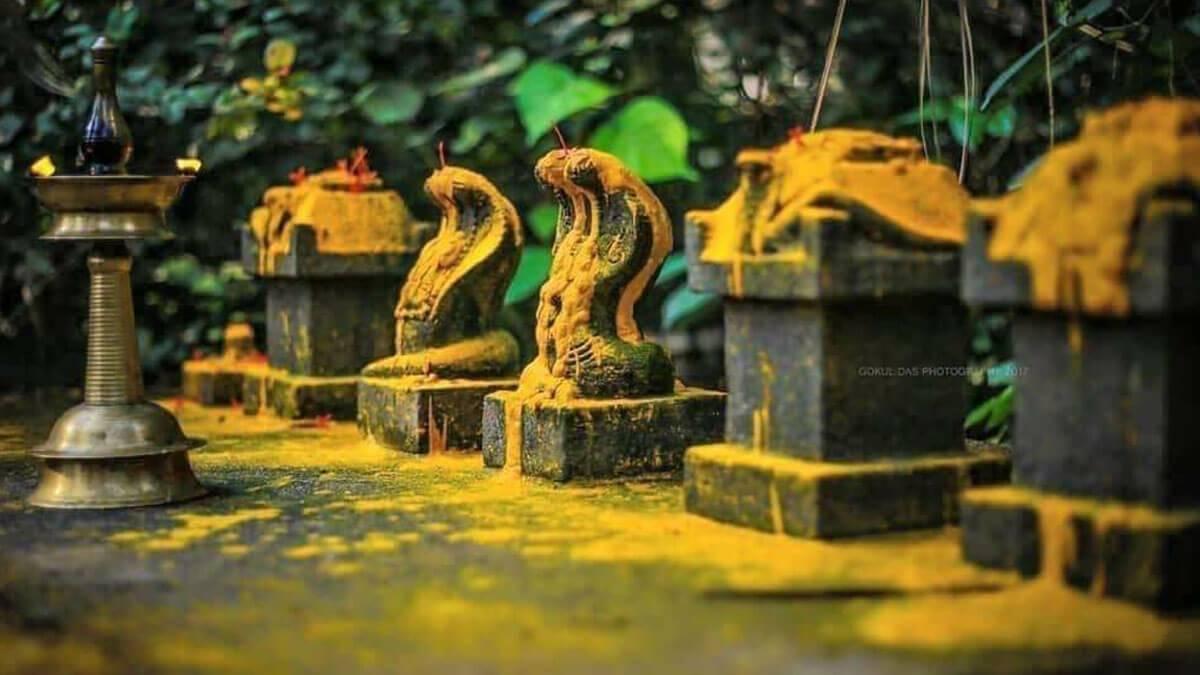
[78,36,133,175]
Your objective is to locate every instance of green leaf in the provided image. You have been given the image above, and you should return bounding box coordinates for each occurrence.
[986,385,1015,430]
[230,25,262,49]
[589,97,698,183]
[527,204,558,244]
[654,251,688,288]
[948,107,986,151]
[985,104,1018,138]
[104,5,139,41]
[662,286,719,331]
[505,245,552,305]
[435,47,527,95]
[450,116,495,154]
[508,60,615,145]
[0,113,23,146]
[981,27,1065,111]
[964,396,994,430]
[355,81,424,125]
[980,0,1113,110]
[892,98,954,127]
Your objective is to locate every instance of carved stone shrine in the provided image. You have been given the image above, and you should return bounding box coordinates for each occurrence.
[240,152,430,420]
[481,148,725,480]
[181,322,265,406]
[683,130,1009,538]
[959,98,1200,610]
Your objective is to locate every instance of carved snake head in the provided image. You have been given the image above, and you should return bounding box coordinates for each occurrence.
[560,148,671,343]
[535,149,585,248]
[424,166,501,241]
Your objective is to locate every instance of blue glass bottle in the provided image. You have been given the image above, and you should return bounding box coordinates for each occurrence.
[78,36,132,175]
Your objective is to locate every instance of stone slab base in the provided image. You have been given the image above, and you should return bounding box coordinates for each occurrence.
[684,443,1010,539]
[181,361,266,406]
[358,377,518,453]
[481,388,725,481]
[242,369,358,420]
[961,485,1200,611]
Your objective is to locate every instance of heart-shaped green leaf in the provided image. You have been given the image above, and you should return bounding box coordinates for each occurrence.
[589,96,698,183]
[355,81,424,125]
[508,60,615,145]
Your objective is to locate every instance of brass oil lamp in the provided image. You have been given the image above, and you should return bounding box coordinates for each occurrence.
[26,36,205,508]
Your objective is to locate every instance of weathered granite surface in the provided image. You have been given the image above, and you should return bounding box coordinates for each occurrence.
[0,398,1197,674]
[359,378,517,454]
[482,388,725,481]
[957,98,1200,612]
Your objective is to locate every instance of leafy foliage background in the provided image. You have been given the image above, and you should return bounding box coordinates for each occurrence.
[0,0,1195,434]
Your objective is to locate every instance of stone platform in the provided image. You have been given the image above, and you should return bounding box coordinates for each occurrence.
[182,360,266,406]
[481,388,725,481]
[242,368,357,420]
[961,485,1200,611]
[685,443,1010,539]
[1,398,1198,674]
[358,377,518,453]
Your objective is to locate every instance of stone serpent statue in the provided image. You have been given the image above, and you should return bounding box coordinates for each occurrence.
[517,148,675,401]
[362,166,522,379]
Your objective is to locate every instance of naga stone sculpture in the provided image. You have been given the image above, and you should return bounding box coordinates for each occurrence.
[240,150,430,420]
[683,129,1009,538]
[181,322,265,406]
[358,166,523,453]
[481,148,725,480]
[959,98,1200,611]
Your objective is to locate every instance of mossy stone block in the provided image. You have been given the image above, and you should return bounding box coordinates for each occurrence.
[724,297,967,462]
[242,369,357,420]
[959,490,1040,576]
[181,362,264,406]
[266,279,402,378]
[685,443,1010,539]
[960,486,1200,611]
[1007,313,1200,508]
[684,219,961,301]
[481,389,725,481]
[358,377,518,453]
[242,225,422,378]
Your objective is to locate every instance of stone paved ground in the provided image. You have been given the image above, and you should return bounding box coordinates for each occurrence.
[1,397,1197,674]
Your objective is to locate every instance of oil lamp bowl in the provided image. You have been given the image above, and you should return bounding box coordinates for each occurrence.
[31,174,192,240]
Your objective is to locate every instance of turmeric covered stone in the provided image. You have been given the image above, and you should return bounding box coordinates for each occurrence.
[979,97,1200,316]
[687,129,967,300]
[359,166,523,453]
[246,156,424,275]
[239,151,430,420]
[959,98,1200,611]
[181,322,266,406]
[683,129,1007,539]
[481,148,724,480]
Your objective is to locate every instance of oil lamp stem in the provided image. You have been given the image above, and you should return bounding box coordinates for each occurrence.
[84,242,144,405]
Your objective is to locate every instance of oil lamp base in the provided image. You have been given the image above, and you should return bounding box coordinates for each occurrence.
[29,402,206,509]
[29,452,207,509]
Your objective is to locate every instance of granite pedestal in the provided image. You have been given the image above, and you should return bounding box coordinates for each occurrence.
[240,225,425,419]
[683,221,1009,538]
[960,205,1200,610]
[482,388,725,481]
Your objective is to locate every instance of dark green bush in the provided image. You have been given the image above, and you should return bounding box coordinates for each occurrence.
[1,1,1194,438]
